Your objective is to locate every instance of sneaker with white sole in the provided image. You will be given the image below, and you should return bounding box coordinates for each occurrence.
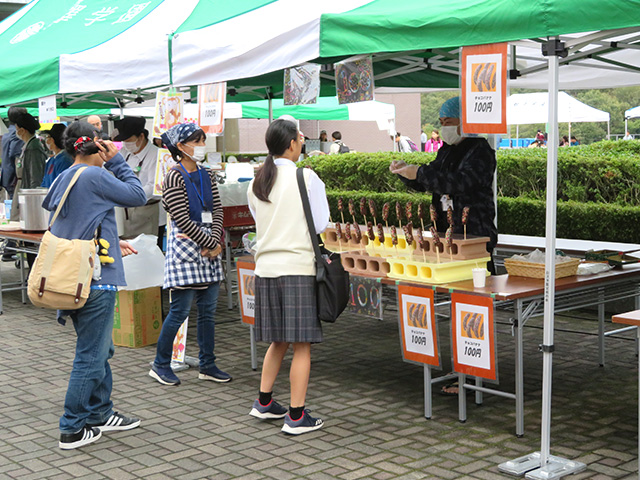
[281,410,323,435]
[198,365,232,383]
[59,426,102,450]
[249,399,287,419]
[88,412,141,432]
[149,364,181,386]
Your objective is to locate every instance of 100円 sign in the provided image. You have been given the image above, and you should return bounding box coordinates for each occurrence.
[451,292,497,381]
[348,275,383,319]
[397,284,440,367]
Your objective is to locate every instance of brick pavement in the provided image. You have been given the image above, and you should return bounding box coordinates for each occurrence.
[0,261,639,479]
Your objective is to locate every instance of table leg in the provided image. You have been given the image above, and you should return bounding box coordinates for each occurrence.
[19,251,26,304]
[249,324,257,371]
[224,228,233,310]
[598,287,605,367]
[458,372,467,423]
[424,365,432,419]
[475,376,483,405]
[516,299,525,437]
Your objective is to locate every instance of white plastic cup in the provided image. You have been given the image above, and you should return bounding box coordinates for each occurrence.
[472,268,487,288]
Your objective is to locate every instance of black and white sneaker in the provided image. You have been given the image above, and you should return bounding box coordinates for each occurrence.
[59,426,102,450]
[87,412,141,432]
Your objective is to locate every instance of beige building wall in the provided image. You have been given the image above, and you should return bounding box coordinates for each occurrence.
[220,93,422,154]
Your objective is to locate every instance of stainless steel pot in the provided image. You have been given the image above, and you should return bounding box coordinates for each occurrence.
[18,188,49,232]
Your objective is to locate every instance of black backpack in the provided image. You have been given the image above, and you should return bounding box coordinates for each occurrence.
[338,142,350,154]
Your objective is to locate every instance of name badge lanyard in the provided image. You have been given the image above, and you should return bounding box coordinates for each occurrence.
[178,163,212,223]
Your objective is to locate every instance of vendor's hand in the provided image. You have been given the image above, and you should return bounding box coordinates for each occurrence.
[95,138,119,163]
[389,161,419,180]
[119,240,138,257]
[201,244,222,259]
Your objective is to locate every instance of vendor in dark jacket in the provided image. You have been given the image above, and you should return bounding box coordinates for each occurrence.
[389,96,497,273]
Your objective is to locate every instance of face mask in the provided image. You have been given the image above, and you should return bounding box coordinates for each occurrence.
[191,146,206,162]
[441,125,463,145]
[123,140,138,152]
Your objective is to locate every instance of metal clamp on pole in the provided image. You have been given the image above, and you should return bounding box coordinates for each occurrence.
[541,39,568,58]
[538,344,555,353]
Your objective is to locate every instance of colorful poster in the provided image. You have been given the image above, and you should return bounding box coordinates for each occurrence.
[335,55,374,105]
[451,293,496,381]
[398,285,439,366]
[461,43,508,134]
[38,95,57,124]
[153,148,175,196]
[284,64,320,105]
[152,90,184,139]
[198,82,226,135]
[348,275,383,319]
[237,260,255,325]
[171,317,188,364]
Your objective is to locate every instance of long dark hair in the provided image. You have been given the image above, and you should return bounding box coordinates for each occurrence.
[63,121,102,157]
[252,119,298,202]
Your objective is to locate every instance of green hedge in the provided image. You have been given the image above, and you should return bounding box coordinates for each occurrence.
[326,190,640,243]
[301,141,640,206]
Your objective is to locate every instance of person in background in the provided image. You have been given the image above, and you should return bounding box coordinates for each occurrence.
[247,118,329,435]
[41,123,73,188]
[420,130,428,152]
[113,117,160,238]
[425,129,443,153]
[623,131,633,141]
[319,130,328,142]
[559,135,569,147]
[1,106,26,199]
[11,112,47,222]
[570,135,580,146]
[149,123,230,386]
[87,115,109,140]
[42,121,146,449]
[535,129,545,143]
[329,131,348,154]
[395,132,412,152]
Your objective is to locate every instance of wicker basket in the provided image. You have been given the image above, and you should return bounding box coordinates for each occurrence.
[504,257,580,279]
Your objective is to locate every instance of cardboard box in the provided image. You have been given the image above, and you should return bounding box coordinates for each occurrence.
[113,287,162,348]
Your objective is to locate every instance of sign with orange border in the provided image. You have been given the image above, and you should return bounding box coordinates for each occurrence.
[236,260,256,325]
[461,42,508,134]
[451,292,496,380]
[397,284,439,367]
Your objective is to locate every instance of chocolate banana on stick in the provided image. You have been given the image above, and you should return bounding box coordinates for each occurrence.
[445,226,453,261]
[352,222,362,243]
[367,221,376,242]
[447,206,454,226]
[368,199,378,226]
[430,226,441,263]
[335,222,343,249]
[344,223,352,242]
[405,202,413,222]
[390,225,399,254]
[429,204,437,230]
[403,221,414,248]
[348,198,356,223]
[376,223,386,250]
[395,201,403,230]
[360,197,368,224]
[382,202,391,229]
[462,206,470,240]
[338,197,345,224]
[415,228,427,261]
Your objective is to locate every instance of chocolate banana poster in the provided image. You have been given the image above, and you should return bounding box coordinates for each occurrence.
[451,292,496,381]
[397,285,439,367]
[237,261,256,325]
[461,43,507,135]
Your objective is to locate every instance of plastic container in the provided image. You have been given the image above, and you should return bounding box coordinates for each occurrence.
[4,200,12,220]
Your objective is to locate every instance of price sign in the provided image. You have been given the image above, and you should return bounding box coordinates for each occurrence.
[461,42,508,134]
[397,284,439,367]
[237,260,255,325]
[451,292,496,381]
[38,95,57,124]
[198,82,225,135]
[348,275,383,319]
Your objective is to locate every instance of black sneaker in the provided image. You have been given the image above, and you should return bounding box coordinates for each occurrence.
[87,412,141,432]
[59,426,102,450]
[198,365,232,383]
[249,398,288,419]
[281,409,323,435]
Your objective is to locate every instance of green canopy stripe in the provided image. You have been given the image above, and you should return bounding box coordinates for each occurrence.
[175,0,276,33]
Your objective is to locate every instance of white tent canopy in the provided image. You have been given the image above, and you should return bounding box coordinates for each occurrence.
[625,105,640,119]
[507,92,610,124]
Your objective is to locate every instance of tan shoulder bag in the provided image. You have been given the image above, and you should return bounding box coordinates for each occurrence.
[28,167,97,310]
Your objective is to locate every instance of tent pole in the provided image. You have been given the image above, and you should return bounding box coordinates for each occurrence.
[568,122,571,145]
[499,40,585,479]
[608,121,611,140]
[625,118,628,139]
[516,125,519,147]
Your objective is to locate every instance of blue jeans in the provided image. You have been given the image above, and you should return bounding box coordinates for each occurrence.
[60,289,116,433]
[154,282,220,370]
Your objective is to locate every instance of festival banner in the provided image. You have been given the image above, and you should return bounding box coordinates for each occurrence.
[461,42,508,134]
[397,284,439,366]
[284,64,320,105]
[335,55,374,105]
[171,317,188,364]
[237,260,256,325]
[38,95,57,124]
[451,292,496,381]
[153,148,175,196]
[198,82,226,135]
[152,90,184,138]
[348,275,383,319]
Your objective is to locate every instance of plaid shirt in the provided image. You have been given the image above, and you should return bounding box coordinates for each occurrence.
[163,220,223,289]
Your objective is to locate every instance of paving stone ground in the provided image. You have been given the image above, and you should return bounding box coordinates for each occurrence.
[1,260,639,479]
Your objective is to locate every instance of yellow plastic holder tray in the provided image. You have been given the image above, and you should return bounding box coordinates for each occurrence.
[365,234,415,256]
[387,256,491,284]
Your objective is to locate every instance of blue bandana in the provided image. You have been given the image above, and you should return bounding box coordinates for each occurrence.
[161,123,199,156]
[439,96,461,119]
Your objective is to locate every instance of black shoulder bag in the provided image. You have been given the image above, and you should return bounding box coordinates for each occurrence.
[296,168,350,323]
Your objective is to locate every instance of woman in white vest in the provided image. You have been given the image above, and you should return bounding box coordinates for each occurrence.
[247,118,329,435]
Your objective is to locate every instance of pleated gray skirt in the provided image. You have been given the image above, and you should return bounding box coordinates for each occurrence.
[254,275,323,343]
